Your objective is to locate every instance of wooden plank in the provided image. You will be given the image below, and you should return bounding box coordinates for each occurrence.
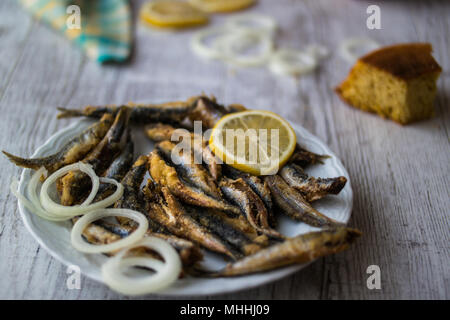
[0,0,448,299]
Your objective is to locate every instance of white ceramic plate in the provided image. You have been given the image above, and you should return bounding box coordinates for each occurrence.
[16,119,352,296]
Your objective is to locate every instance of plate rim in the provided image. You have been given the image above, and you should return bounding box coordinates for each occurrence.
[16,119,353,297]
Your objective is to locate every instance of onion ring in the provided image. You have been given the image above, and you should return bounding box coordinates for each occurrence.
[40,163,123,218]
[338,37,380,63]
[225,13,277,35]
[10,175,67,221]
[217,30,273,67]
[269,48,317,76]
[101,237,181,295]
[71,208,149,253]
[191,26,231,60]
[305,44,329,61]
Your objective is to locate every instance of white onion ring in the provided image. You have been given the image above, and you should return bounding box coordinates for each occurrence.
[269,48,318,76]
[225,13,277,35]
[10,175,67,221]
[305,44,329,61]
[101,237,181,295]
[191,26,231,60]
[71,208,149,253]
[217,30,273,67]
[119,257,165,273]
[40,163,123,217]
[338,37,380,63]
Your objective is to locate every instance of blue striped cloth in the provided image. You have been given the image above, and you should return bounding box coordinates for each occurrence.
[19,0,131,63]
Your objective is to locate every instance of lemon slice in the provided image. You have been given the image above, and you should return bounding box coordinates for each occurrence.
[189,0,256,13]
[209,110,296,175]
[140,1,209,29]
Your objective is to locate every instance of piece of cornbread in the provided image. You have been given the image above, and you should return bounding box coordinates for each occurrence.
[336,43,442,124]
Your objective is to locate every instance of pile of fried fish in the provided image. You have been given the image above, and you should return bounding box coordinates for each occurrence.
[3,95,361,277]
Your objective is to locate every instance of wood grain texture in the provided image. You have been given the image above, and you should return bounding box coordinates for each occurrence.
[0,0,448,300]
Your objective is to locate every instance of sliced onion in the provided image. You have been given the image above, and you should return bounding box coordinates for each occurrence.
[40,163,123,218]
[217,30,274,67]
[101,237,181,295]
[305,44,329,61]
[269,48,317,76]
[119,257,166,273]
[225,13,277,35]
[10,175,67,222]
[191,26,231,60]
[338,37,380,63]
[71,208,149,253]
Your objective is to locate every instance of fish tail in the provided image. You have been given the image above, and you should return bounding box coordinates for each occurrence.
[329,176,347,194]
[2,150,55,170]
[56,107,83,119]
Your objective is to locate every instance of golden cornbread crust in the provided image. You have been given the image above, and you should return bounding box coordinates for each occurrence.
[336,43,442,125]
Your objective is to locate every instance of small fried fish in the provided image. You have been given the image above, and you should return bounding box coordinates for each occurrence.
[146,123,221,180]
[188,96,229,129]
[186,206,263,256]
[114,155,163,231]
[220,177,283,239]
[280,163,347,202]
[57,96,201,124]
[3,113,114,173]
[265,175,343,228]
[223,165,274,224]
[289,144,330,167]
[148,151,240,215]
[92,136,134,203]
[208,227,361,277]
[143,183,240,260]
[156,140,221,199]
[59,106,131,205]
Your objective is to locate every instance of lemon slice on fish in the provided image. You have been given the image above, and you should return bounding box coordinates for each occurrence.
[189,0,256,13]
[140,0,209,29]
[209,110,296,175]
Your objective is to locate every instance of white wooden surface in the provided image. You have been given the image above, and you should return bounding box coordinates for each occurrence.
[0,0,448,299]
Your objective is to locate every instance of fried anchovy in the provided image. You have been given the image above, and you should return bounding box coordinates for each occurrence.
[146,123,221,180]
[220,177,283,239]
[114,155,163,231]
[265,175,343,228]
[2,113,114,172]
[205,227,361,277]
[59,107,131,205]
[280,163,347,202]
[289,144,330,167]
[78,218,203,268]
[148,151,240,214]
[223,165,273,218]
[188,96,229,129]
[205,209,266,244]
[186,206,262,256]
[57,96,201,124]
[143,183,239,260]
[92,136,134,203]
[156,140,221,199]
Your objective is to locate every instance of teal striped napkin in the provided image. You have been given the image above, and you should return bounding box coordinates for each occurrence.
[19,0,132,63]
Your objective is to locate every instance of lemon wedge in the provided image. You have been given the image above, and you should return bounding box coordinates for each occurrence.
[209,110,296,175]
[140,1,209,29]
[189,0,256,13]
